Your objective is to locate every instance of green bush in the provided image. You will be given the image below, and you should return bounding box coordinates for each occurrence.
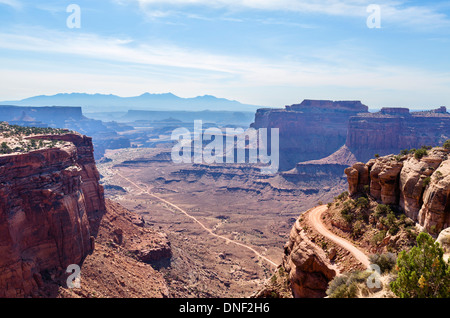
[443,139,450,150]
[414,148,428,160]
[355,197,369,209]
[363,185,370,194]
[371,230,387,245]
[434,171,443,181]
[352,220,364,238]
[336,191,349,201]
[374,204,392,218]
[422,176,431,187]
[0,142,12,154]
[369,253,397,274]
[400,149,409,156]
[390,232,450,298]
[326,271,371,298]
[341,207,353,224]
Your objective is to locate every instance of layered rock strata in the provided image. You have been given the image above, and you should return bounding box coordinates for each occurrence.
[346,107,450,162]
[251,100,369,170]
[282,217,336,298]
[0,133,105,297]
[345,147,450,234]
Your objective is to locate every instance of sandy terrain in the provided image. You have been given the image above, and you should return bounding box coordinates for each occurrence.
[97,147,347,297]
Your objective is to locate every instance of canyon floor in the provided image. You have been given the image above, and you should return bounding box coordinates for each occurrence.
[97,147,347,297]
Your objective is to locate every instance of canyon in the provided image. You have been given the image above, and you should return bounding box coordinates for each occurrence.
[252,101,450,173]
[251,100,369,171]
[1,99,449,299]
[0,127,169,297]
[0,130,104,297]
[345,146,450,234]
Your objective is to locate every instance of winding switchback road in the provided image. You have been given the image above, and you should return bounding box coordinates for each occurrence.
[116,172,278,268]
[308,205,370,269]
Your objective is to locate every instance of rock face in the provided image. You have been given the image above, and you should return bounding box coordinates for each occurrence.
[251,100,368,170]
[282,217,336,298]
[0,133,105,297]
[345,148,450,234]
[346,107,450,162]
[436,228,450,261]
[99,199,172,266]
[252,102,450,173]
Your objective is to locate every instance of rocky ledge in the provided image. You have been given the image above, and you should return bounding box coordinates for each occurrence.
[345,146,450,235]
[0,132,106,297]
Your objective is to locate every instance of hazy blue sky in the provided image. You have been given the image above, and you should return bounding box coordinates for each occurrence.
[0,0,449,109]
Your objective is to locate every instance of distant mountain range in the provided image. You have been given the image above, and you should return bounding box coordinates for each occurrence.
[0,93,262,113]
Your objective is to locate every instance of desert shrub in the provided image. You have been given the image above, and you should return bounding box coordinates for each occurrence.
[414,148,428,160]
[341,208,353,224]
[443,139,450,150]
[385,212,397,227]
[390,232,450,298]
[400,149,409,156]
[336,191,349,201]
[355,197,369,209]
[374,204,392,218]
[363,185,370,194]
[0,142,12,154]
[388,224,399,235]
[352,220,365,238]
[434,171,443,181]
[371,230,387,245]
[422,176,431,187]
[326,271,371,298]
[369,253,397,274]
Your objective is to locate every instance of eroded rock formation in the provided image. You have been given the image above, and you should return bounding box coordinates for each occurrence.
[0,133,105,297]
[251,100,369,170]
[282,218,336,298]
[252,102,450,173]
[345,147,450,234]
[346,107,450,162]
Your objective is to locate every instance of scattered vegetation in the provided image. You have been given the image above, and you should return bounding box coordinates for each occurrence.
[0,122,70,136]
[0,142,12,154]
[434,170,444,181]
[326,271,372,298]
[335,191,349,201]
[0,122,70,154]
[390,232,450,298]
[442,139,450,150]
[330,193,418,252]
[414,148,428,160]
[368,253,397,274]
[422,176,431,188]
[395,145,432,160]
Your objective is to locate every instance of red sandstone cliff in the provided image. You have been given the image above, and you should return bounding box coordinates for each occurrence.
[0,133,105,297]
[251,100,368,170]
[345,147,450,235]
[252,103,450,173]
[346,107,450,163]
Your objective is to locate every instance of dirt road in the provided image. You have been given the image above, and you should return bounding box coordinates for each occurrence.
[308,205,370,269]
[116,172,278,268]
